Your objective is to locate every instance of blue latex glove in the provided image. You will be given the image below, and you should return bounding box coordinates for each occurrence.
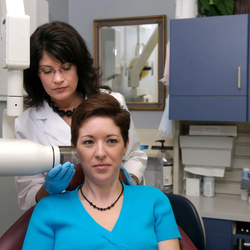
[120,165,136,186]
[44,162,75,195]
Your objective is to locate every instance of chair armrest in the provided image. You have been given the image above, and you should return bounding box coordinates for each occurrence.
[178,225,198,250]
[0,206,35,250]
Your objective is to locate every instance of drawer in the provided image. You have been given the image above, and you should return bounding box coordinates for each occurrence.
[203,218,232,250]
[203,218,232,235]
[233,234,250,245]
[205,233,232,250]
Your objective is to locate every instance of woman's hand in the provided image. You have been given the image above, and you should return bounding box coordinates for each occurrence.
[44,162,75,194]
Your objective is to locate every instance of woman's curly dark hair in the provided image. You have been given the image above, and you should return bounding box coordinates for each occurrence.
[24,21,106,107]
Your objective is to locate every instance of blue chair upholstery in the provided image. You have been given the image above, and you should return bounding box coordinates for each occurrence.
[165,193,206,250]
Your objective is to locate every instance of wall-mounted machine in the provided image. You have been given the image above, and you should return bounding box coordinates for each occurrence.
[0,0,77,177]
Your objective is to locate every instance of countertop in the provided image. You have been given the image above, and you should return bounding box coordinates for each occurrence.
[184,194,250,222]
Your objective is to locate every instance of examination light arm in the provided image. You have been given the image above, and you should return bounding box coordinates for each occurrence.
[127,26,158,89]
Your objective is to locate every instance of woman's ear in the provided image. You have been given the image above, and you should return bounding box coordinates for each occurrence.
[71,142,78,158]
[124,138,129,155]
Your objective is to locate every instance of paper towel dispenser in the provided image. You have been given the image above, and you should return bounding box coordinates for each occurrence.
[180,135,236,177]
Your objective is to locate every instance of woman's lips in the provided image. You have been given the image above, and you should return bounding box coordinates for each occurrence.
[93,164,110,171]
[54,87,67,92]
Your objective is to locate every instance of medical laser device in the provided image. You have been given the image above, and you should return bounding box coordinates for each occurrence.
[0,139,77,176]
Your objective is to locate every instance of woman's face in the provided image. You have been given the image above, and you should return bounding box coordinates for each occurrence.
[76,116,129,184]
[38,51,79,104]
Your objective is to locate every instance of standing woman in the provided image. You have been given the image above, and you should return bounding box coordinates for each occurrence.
[15,21,147,210]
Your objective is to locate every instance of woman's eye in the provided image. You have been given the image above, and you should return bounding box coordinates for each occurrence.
[107,139,117,144]
[61,65,71,71]
[83,140,94,145]
[42,69,52,75]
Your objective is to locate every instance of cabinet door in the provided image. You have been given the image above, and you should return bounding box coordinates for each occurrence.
[169,15,249,122]
[170,15,248,96]
[203,218,232,250]
[169,96,247,121]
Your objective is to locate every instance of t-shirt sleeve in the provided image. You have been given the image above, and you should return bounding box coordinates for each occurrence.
[154,190,181,242]
[22,199,54,250]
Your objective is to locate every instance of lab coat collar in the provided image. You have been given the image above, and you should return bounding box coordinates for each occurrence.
[35,101,71,145]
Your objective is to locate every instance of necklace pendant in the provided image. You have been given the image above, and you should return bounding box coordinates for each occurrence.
[58,110,66,117]
[79,181,124,212]
[65,110,73,116]
[46,97,75,117]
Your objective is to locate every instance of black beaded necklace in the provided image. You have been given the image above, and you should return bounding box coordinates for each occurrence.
[47,97,75,117]
[79,182,124,211]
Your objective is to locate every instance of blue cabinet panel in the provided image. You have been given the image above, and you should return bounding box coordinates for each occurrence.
[205,234,232,250]
[169,96,247,121]
[247,97,250,122]
[170,15,248,96]
[169,14,250,122]
[203,218,232,250]
[203,218,232,235]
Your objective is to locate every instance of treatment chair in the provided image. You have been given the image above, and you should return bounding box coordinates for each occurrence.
[0,166,199,250]
[0,207,197,250]
[165,193,206,250]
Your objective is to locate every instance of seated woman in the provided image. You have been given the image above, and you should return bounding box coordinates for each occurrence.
[22,93,181,250]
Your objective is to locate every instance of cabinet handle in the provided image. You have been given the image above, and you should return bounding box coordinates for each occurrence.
[238,66,241,89]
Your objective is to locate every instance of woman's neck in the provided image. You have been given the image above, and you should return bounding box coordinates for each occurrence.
[81,179,122,202]
[51,93,82,111]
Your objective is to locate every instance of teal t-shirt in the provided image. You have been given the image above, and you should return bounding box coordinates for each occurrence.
[22,183,181,250]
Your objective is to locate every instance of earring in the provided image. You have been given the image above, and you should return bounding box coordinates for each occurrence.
[73,148,78,158]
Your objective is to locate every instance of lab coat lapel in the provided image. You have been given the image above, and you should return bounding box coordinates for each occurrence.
[38,102,71,145]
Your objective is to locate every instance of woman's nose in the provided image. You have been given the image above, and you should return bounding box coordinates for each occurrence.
[53,70,64,82]
[95,143,106,159]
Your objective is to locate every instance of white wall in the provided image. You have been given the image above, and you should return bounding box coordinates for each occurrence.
[48,0,68,22]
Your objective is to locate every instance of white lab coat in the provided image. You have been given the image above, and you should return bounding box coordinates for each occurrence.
[15,92,147,210]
